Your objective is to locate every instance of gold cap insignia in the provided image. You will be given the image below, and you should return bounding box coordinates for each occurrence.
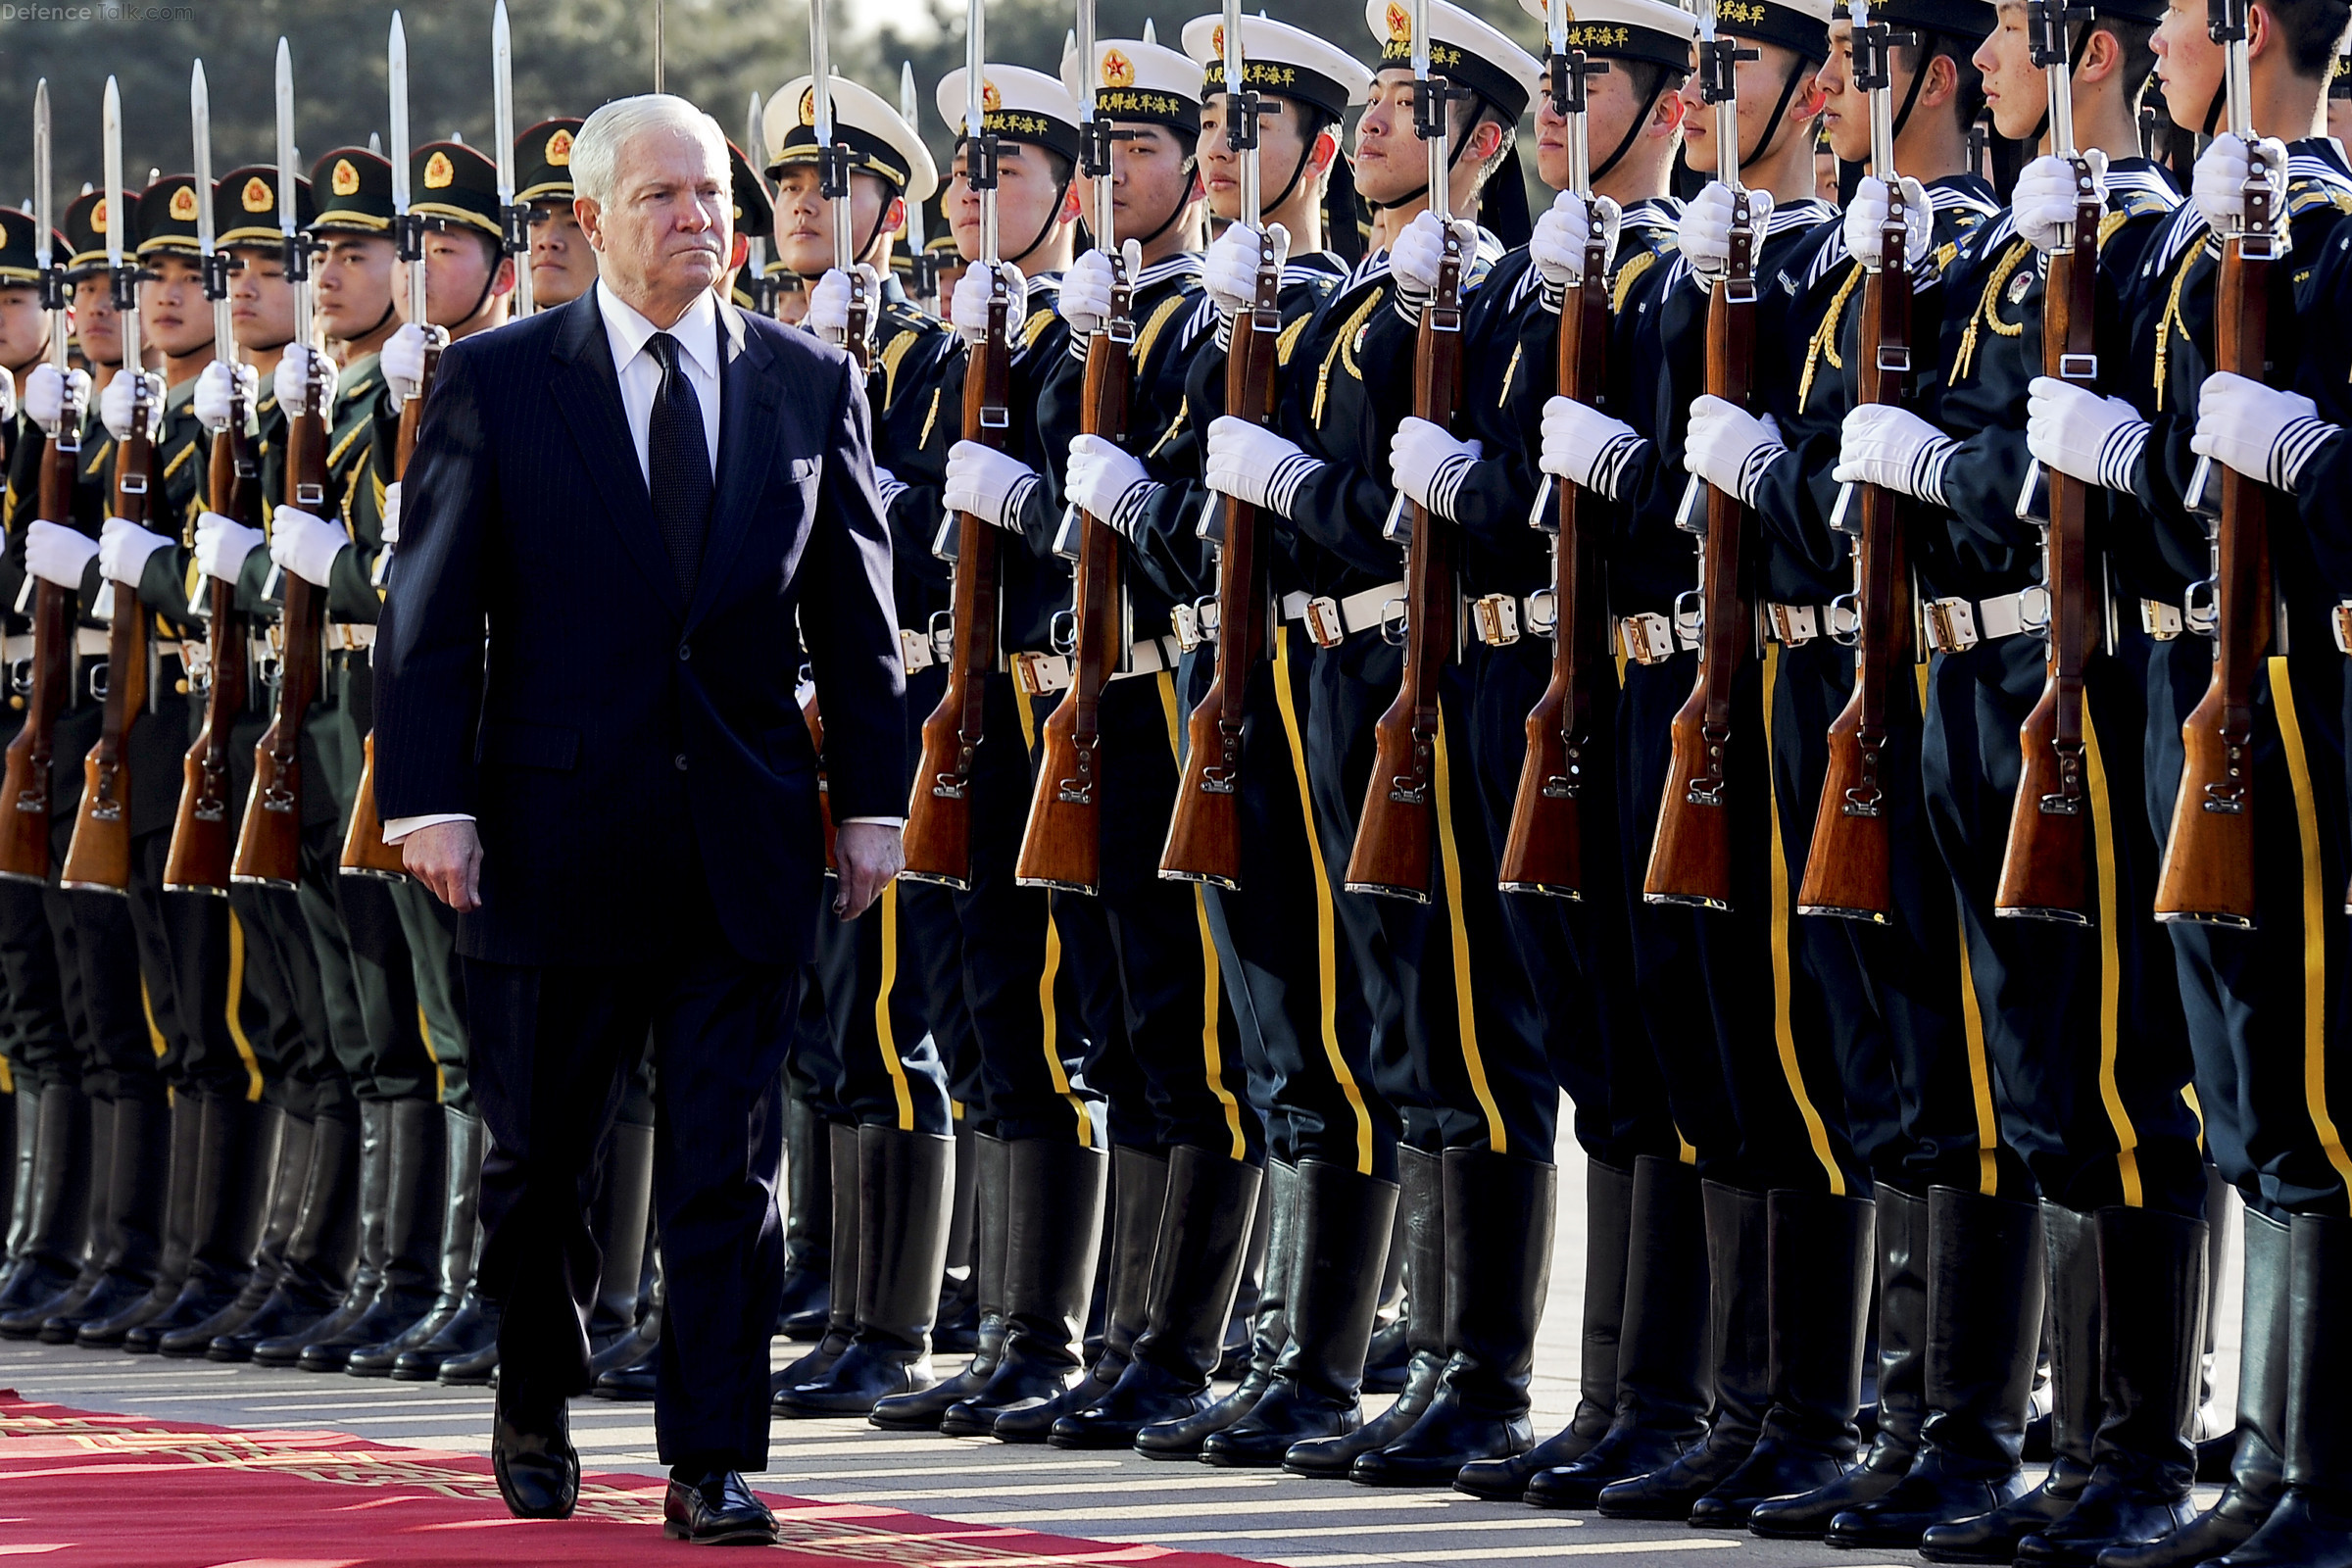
[331,159,361,197]
[1211,24,1226,54]
[982,78,1003,112]
[546,127,572,166]
[1387,3,1412,42]
[800,87,819,126]
[1102,48,1135,88]
[90,197,107,232]
[424,150,455,190]
[170,185,199,220]
[241,175,274,214]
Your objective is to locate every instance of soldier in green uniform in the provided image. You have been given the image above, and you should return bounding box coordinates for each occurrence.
[517,122,596,312]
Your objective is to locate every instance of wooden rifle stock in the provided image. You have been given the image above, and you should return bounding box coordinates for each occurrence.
[1996,163,2104,923]
[902,288,1010,888]
[165,406,260,894]
[1500,212,1610,898]
[60,398,156,895]
[0,416,85,884]
[233,371,329,889]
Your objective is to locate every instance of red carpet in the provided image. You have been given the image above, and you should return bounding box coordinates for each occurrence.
[0,1392,1275,1566]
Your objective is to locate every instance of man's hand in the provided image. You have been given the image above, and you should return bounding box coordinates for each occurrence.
[833,821,903,922]
[404,819,483,912]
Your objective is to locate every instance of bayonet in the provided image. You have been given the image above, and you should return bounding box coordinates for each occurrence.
[810,0,867,362]
[193,61,233,371]
[745,91,771,315]
[902,63,936,306]
[494,0,533,317]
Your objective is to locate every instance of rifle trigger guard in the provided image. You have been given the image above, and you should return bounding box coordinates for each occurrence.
[1379,598,1409,647]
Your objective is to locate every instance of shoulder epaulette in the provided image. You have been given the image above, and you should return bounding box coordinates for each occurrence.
[325,419,370,472]
[1611,248,1660,315]
[160,442,198,480]
[876,327,922,412]
[1131,293,1193,373]
[1021,309,1056,348]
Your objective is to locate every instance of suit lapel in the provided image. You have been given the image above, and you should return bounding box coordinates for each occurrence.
[685,309,780,629]
[549,287,686,617]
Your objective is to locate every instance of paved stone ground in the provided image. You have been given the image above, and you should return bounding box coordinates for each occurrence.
[0,1142,2242,1567]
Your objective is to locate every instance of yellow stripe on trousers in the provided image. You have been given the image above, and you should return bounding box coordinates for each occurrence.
[224,911,264,1101]
[1927,666,2004,1197]
[1269,628,1374,1173]
[1156,672,1248,1160]
[1015,684,1095,1146]
[2273,658,2352,1200]
[1432,710,1507,1152]
[872,882,916,1131]
[2085,712,2143,1206]
[1762,644,1844,1194]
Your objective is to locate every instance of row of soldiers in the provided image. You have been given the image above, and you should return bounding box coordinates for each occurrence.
[0,1,2348,1566]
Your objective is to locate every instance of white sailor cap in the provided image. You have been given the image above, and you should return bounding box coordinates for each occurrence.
[1060,37,1204,133]
[1364,0,1545,121]
[1513,0,1700,72]
[935,65,1087,164]
[765,74,940,204]
[1707,0,1837,59]
[1179,14,1376,121]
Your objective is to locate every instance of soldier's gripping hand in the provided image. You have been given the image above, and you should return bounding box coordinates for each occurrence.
[1389,417,1483,522]
[0,366,13,427]
[2012,152,2107,253]
[1066,433,1160,539]
[2193,133,2288,235]
[1676,182,1773,288]
[1204,220,1289,326]
[2192,370,2341,493]
[2026,377,2149,491]
[22,364,87,437]
[274,343,328,417]
[807,266,881,346]
[1833,404,1958,505]
[380,481,402,547]
[1532,189,1621,299]
[1684,394,1787,507]
[945,441,1041,530]
[270,505,349,588]
[1057,245,1139,344]
[98,369,166,443]
[1843,175,1932,271]
[951,262,1027,344]
[381,323,437,405]
[1204,415,1324,520]
[98,516,173,586]
[1542,397,1646,502]
[194,360,258,433]
[193,511,266,583]
[24,519,98,590]
[1389,211,1480,325]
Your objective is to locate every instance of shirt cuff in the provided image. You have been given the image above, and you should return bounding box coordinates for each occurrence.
[382,812,475,846]
[839,816,905,829]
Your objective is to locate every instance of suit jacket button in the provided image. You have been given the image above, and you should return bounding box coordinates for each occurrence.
[674,753,689,771]
[677,643,691,661]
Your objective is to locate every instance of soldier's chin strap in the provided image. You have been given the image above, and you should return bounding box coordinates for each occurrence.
[427,220,504,330]
[1127,158,1201,254]
[1592,77,1672,185]
[1890,28,1939,140]
[355,296,398,344]
[1742,56,1814,172]
[1365,95,1493,214]
[2201,80,2226,135]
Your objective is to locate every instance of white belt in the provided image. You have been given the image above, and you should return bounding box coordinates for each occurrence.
[900,627,940,674]
[1170,599,1220,653]
[1010,635,1181,697]
[1764,602,1857,647]
[326,622,375,653]
[2,635,31,664]
[1615,611,1701,666]
[75,627,109,658]
[1923,587,2048,655]
[1281,581,1406,649]
[1469,590,1556,647]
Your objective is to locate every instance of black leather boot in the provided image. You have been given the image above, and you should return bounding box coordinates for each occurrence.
[984,1143,1146,1444]
[872,1132,1010,1430]
[776,1092,832,1340]
[1362,1209,1412,1395]
[2100,1205,2288,1568]
[78,1093,202,1347]
[254,1100,390,1365]
[12,1090,113,1337]
[159,1110,310,1356]
[436,1295,503,1386]
[1527,1153,1712,1509]
[123,1096,272,1353]
[589,1261,660,1399]
[1287,1146,1446,1479]
[935,1123,981,1355]
[770,1120,859,1395]
[1753,1185,1930,1538]
[1220,1175,1272,1378]
[2012,1207,2204,1567]
[1049,1146,1262,1448]
[1923,1200,2104,1562]
[0,1082,93,1327]
[210,1110,362,1361]
[942,1136,1109,1439]
[1140,1158,1298,1458]
[0,1081,33,1281]
[2208,1211,2352,1568]
[581,1118,654,1360]
[301,1100,447,1370]
[43,1094,172,1344]
[772,1124,954,1415]
[380,1107,490,1379]
[1459,1158,1631,1499]
[1351,1150,1553,1487]
[1204,1158,1398,1468]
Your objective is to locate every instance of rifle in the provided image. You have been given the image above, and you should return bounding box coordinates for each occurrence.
[1995,0,2102,922]
[2152,0,2270,928]
[1644,0,1760,909]
[1797,0,1917,922]
[232,38,328,891]
[0,79,87,885]
[902,0,1008,889]
[1161,0,1280,887]
[1498,14,1610,899]
[60,74,152,896]
[904,65,942,312]
[166,58,256,895]
[1016,2,1135,895]
[342,11,436,881]
[493,1,534,320]
[1344,0,1469,902]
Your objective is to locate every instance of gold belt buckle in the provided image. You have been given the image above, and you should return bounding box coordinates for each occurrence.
[2140,598,2183,642]
[1617,612,1672,666]
[1169,604,1200,654]
[1472,593,1521,646]
[1012,652,1070,696]
[1767,604,1818,645]
[1302,596,1346,649]
[1924,598,1978,654]
[2334,602,2352,658]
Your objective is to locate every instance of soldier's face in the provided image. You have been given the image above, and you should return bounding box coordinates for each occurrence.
[577,125,732,312]
[771,165,895,278]
[1680,38,1822,171]
[227,247,298,353]
[527,201,597,309]
[140,254,213,360]
[313,235,395,343]
[410,227,507,330]
[72,276,120,367]
[1200,96,1325,222]
[1353,73,1425,207]
[1817,20,1893,165]
[2150,0,2224,127]
[0,287,48,375]
[1975,3,2046,142]
[1535,65,1687,190]
[1105,122,1201,246]
[946,142,1078,263]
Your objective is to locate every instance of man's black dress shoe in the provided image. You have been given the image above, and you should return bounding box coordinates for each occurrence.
[663,1470,778,1544]
[491,1389,578,1520]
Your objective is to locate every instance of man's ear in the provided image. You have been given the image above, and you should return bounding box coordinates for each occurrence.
[1917,50,1960,109]
[885,195,908,239]
[1311,126,1343,178]
[1059,181,1087,224]
[575,196,604,252]
[1653,84,1690,135]
[492,255,516,299]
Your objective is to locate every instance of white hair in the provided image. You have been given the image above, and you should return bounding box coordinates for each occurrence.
[571,94,730,207]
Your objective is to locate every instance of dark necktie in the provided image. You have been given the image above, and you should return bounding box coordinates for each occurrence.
[646,330,712,597]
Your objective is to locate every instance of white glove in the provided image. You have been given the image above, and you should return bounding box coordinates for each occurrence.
[380,480,402,547]
[193,360,258,432]
[1842,175,1933,271]
[1058,249,1117,339]
[2026,376,2150,491]
[268,504,349,588]
[951,262,1026,344]
[1833,403,1958,505]
[381,323,432,404]
[2013,151,2107,254]
[1389,212,1479,323]
[1531,190,1621,293]
[193,511,265,582]
[98,369,165,443]
[1204,415,1323,519]
[1541,396,1647,502]
[1684,394,1788,507]
[0,368,14,427]
[24,519,99,590]
[98,515,173,587]
[1065,432,1159,538]
[273,343,327,417]
[2192,132,2288,234]
[1204,220,1288,320]
[806,266,878,345]
[1388,417,1483,522]
[2192,369,2341,492]
[23,364,87,436]
[1677,182,1773,285]
[943,440,1040,530]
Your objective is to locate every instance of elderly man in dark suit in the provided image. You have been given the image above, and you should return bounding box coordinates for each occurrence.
[375,92,906,1544]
